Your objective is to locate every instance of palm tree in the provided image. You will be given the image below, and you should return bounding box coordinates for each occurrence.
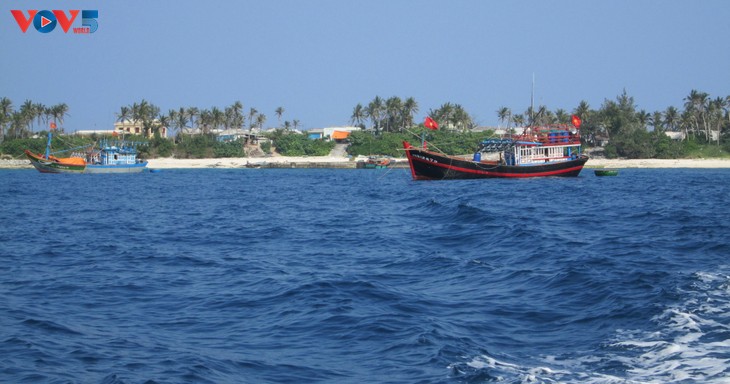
[366,96,384,133]
[350,103,366,127]
[292,119,300,131]
[10,111,25,139]
[255,113,266,130]
[50,103,69,128]
[157,113,170,138]
[167,109,178,138]
[231,101,244,130]
[131,99,159,138]
[175,107,189,141]
[116,106,130,124]
[384,96,402,132]
[651,111,664,132]
[19,100,34,136]
[664,106,679,133]
[211,107,224,132]
[248,108,258,131]
[512,114,525,128]
[555,109,569,125]
[497,107,512,128]
[198,109,212,134]
[0,97,13,142]
[637,110,651,130]
[709,97,726,145]
[33,102,46,131]
[401,97,418,130]
[684,89,709,141]
[275,106,285,128]
[451,104,472,132]
[186,106,199,132]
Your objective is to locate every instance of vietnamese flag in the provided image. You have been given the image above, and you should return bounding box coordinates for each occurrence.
[571,114,582,128]
[424,116,439,130]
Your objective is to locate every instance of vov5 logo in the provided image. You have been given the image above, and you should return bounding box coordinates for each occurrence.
[11,10,98,34]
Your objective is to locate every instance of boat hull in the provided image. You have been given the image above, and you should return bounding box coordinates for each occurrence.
[85,162,148,174]
[24,150,86,174]
[404,146,588,180]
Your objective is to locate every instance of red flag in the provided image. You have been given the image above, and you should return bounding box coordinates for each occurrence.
[50,122,57,130]
[424,116,439,130]
[571,114,581,128]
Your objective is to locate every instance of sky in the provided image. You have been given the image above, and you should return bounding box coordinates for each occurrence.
[1,0,729,132]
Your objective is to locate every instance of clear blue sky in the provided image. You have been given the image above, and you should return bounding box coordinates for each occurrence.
[1,0,728,131]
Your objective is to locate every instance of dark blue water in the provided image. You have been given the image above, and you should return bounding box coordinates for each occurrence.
[1,168,729,383]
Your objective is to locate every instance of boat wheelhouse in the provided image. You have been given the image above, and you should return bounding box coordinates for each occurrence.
[81,139,148,173]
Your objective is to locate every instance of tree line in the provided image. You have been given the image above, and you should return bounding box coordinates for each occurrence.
[350,96,476,133]
[0,97,69,141]
[116,100,298,140]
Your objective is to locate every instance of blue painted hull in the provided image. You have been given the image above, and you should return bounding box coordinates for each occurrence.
[84,162,148,174]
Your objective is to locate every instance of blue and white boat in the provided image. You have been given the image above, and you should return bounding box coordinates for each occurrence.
[81,139,148,173]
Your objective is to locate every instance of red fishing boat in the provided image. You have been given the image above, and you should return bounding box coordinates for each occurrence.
[403,117,588,180]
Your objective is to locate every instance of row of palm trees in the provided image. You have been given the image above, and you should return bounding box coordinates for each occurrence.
[351,96,477,133]
[0,97,69,141]
[350,96,419,133]
[496,90,730,144]
[117,100,298,139]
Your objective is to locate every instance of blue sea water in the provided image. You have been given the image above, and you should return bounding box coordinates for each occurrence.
[1,167,730,383]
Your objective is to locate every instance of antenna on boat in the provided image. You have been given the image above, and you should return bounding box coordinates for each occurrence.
[530,73,535,127]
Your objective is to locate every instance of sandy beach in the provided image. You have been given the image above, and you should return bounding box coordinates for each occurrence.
[2,156,730,170]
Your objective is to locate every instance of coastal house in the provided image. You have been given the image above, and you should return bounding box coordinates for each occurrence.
[213,129,264,144]
[114,120,167,138]
[307,126,361,141]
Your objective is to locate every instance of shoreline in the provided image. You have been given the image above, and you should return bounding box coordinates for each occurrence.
[2,156,730,170]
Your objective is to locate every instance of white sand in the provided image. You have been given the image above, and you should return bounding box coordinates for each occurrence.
[146,155,354,169]
[585,158,730,169]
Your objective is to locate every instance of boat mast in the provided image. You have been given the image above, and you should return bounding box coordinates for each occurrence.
[530,73,535,127]
[44,129,53,159]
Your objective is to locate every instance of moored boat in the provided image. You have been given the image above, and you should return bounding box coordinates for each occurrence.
[594,169,619,176]
[25,128,147,174]
[81,139,148,174]
[357,156,392,169]
[403,120,588,180]
[24,150,87,173]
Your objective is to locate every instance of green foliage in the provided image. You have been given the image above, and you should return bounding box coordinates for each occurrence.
[605,130,656,158]
[0,133,95,158]
[347,130,410,157]
[680,137,730,158]
[273,132,335,156]
[213,140,246,158]
[0,138,45,157]
[260,141,272,154]
[173,135,217,158]
[652,131,685,159]
[347,128,496,157]
[424,128,494,154]
[174,134,248,159]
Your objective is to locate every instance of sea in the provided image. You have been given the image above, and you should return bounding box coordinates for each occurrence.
[1,167,729,384]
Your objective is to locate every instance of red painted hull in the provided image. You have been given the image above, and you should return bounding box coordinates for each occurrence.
[403,144,588,180]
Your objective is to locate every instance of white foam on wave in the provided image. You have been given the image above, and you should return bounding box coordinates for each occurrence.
[603,270,730,383]
[449,269,730,383]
